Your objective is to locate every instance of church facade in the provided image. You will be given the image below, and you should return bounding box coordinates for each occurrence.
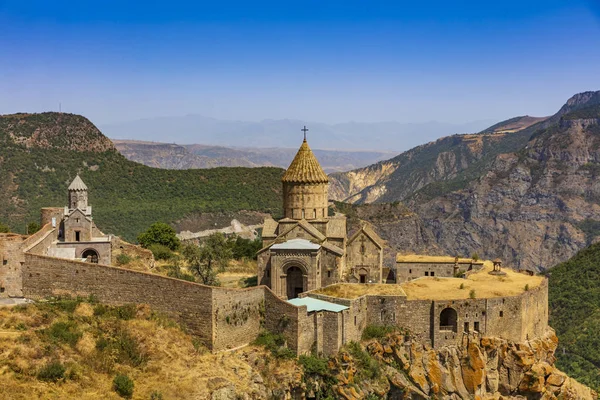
[41,175,112,265]
[257,135,384,299]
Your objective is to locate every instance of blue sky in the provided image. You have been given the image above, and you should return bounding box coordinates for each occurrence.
[1,0,599,125]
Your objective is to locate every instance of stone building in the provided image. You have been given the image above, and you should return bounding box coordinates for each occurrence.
[43,175,112,264]
[257,135,384,299]
[395,255,484,283]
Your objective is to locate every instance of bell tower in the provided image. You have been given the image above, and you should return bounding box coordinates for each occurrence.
[68,175,89,211]
[281,127,329,220]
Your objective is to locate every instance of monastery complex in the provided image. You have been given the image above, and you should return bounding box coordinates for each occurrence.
[0,133,548,356]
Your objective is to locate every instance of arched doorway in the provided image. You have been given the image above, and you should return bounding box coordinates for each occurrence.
[82,249,99,263]
[440,308,458,332]
[286,266,305,299]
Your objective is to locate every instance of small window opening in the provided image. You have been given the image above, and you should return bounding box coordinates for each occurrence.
[500,311,504,317]
[474,321,480,332]
[354,316,357,325]
[0,287,5,293]
[327,271,331,278]
[464,322,469,332]
[425,271,429,276]
[76,218,80,223]
[409,269,412,274]
[2,259,7,266]
[431,271,435,277]
[75,231,81,242]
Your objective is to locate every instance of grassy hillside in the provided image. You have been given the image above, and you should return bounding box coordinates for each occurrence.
[0,298,300,399]
[548,243,600,391]
[0,113,284,241]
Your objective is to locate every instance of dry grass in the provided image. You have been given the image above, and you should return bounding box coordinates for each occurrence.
[401,261,544,300]
[218,272,256,288]
[0,300,294,399]
[312,283,407,299]
[311,261,542,301]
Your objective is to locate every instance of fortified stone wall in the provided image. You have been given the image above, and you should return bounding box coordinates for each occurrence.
[212,287,264,351]
[22,254,216,348]
[432,298,488,347]
[0,234,27,297]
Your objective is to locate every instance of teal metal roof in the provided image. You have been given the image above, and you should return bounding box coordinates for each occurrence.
[271,238,321,251]
[287,297,348,313]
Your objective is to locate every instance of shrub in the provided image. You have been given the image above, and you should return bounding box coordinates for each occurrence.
[525,284,530,291]
[44,321,81,346]
[459,283,465,290]
[37,361,66,382]
[147,244,173,261]
[361,324,396,340]
[150,392,164,400]
[113,374,134,398]
[471,253,479,261]
[469,289,476,299]
[299,354,329,376]
[346,341,380,380]
[116,253,132,265]
[253,330,295,359]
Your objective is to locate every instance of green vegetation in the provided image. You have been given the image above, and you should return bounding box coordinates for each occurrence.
[43,321,82,347]
[562,104,600,120]
[0,221,9,233]
[361,324,396,340]
[0,113,283,242]
[37,361,66,382]
[298,354,337,399]
[346,341,380,380]
[469,289,476,299]
[116,253,132,266]
[575,219,600,245]
[113,374,135,398]
[548,243,600,392]
[253,330,295,359]
[27,221,40,234]
[184,233,232,285]
[137,222,181,250]
[148,243,175,260]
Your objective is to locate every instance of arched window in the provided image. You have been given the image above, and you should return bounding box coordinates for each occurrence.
[440,308,458,332]
[82,249,99,264]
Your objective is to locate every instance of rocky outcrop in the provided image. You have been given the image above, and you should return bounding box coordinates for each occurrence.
[325,329,596,400]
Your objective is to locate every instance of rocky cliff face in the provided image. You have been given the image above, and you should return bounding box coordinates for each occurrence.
[328,329,595,400]
[329,115,546,204]
[207,329,595,399]
[332,91,600,271]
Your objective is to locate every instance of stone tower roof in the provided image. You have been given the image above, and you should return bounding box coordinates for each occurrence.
[282,139,329,184]
[68,175,88,191]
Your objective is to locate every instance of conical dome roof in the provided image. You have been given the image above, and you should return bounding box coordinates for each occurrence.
[68,175,88,191]
[282,139,329,184]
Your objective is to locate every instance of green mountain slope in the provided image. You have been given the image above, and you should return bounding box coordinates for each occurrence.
[549,243,600,392]
[0,113,283,241]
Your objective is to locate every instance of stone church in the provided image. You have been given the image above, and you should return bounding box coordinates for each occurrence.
[41,175,112,264]
[257,133,384,299]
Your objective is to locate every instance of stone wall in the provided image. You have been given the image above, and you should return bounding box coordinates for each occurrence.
[396,261,483,282]
[23,254,217,347]
[212,287,265,351]
[0,234,27,297]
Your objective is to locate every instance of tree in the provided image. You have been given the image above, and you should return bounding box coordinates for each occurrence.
[184,233,232,286]
[27,222,41,234]
[137,222,180,251]
[0,222,9,233]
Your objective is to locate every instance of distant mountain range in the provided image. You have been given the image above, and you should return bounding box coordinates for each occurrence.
[100,116,497,152]
[113,140,393,173]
